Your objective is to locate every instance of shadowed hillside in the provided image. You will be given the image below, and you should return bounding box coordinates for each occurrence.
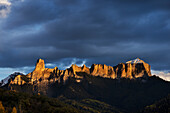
[0,88,123,113]
[50,73,170,112]
[141,94,170,113]
[0,88,81,113]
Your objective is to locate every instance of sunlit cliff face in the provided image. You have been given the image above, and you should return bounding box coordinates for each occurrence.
[4,58,152,87]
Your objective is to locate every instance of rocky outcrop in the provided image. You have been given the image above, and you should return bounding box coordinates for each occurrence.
[114,58,151,78]
[10,75,25,85]
[27,59,46,80]
[114,63,127,78]
[0,72,25,86]
[90,64,116,79]
[7,58,152,87]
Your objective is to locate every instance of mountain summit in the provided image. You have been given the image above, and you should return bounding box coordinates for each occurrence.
[126,58,144,64]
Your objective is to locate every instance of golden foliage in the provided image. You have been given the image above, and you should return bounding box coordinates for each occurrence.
[11,107,17,113]
[0,101,5,113]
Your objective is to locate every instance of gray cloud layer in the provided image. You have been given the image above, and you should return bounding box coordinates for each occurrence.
[0,0,170,71]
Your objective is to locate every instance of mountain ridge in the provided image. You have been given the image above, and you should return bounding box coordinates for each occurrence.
[1,58,152,87]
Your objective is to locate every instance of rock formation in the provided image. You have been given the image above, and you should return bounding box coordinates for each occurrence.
[10,75,25,85]
[4,58,152,91]
[114,58,151,79]
[90,64,116,79]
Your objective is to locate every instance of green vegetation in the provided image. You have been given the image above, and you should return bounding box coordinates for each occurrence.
[0,88,81,113]
[0,88,123,113]
[141,94,170,113]
[59,96,122,113]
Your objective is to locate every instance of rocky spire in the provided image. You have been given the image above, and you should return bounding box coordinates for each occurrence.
[27,59,46,81]
[35,59,45,71]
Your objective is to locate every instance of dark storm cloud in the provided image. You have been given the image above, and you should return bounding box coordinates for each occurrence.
[3,0,58,29]
[0,0,170,72]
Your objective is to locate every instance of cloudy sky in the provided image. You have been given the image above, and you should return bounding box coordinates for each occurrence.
[0,0,170,81]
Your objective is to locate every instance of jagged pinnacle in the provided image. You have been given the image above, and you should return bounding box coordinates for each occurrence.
[35,59,45,70]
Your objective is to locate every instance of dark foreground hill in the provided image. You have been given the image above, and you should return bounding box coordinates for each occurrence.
[141,94,170,113]
[0,88,80,113]
[52,73,170,112]
[0,88,122,113]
